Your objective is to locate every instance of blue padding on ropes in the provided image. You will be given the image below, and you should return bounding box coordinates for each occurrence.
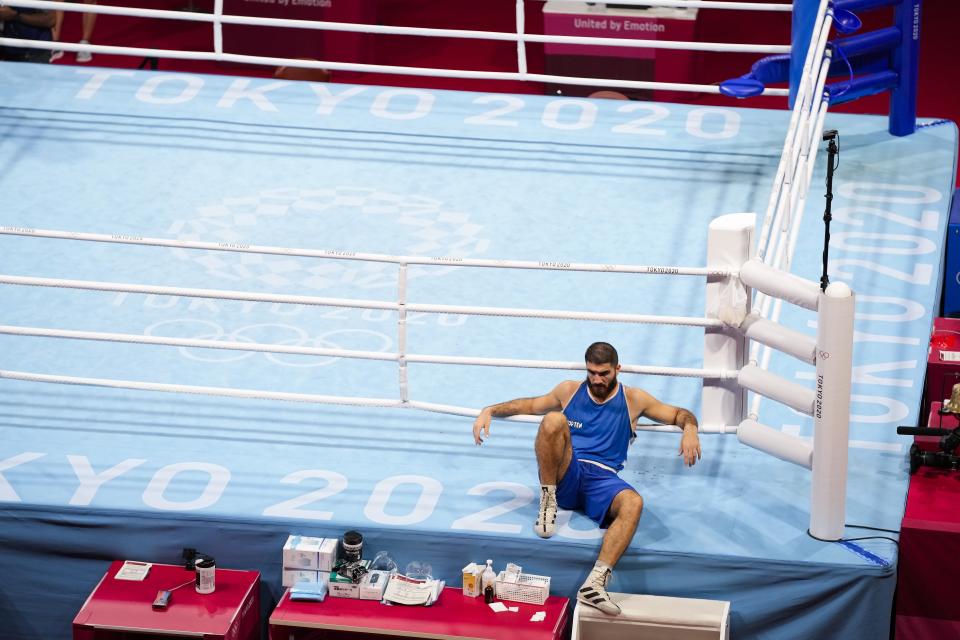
[833,9,863,34]
[826,70,898,105]
[719,77,766,99]
[832,27,901,59]
[751,54,791,84]
[834,0,902,11]
[719,55,790,99]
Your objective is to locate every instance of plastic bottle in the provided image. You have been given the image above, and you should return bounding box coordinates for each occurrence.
[481,559,496,604]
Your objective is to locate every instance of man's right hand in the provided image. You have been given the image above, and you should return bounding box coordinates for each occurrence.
[472,408,492,445]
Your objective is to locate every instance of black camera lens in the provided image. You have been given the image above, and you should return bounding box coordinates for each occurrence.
[909,444,922,474]
[909,443,960,473]
[341,530,363,562]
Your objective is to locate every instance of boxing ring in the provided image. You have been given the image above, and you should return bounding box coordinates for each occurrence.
[0,1,957,638]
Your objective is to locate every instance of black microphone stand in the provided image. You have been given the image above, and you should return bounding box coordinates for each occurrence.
[820,130,839,292]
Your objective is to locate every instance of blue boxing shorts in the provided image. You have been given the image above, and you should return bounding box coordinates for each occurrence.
[556,458,636,528]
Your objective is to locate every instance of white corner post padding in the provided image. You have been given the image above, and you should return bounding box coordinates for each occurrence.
[739,257,820,312]
[702,213,755,432]
[740,313,817,365]
[738,419,813,469]
[738,364,815,416]
[809,281,855,540]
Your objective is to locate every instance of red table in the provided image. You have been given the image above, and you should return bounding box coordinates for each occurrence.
[73,560,260,640]
[894,404,960,639]
[269,586,569,640]
[921,317,960,425]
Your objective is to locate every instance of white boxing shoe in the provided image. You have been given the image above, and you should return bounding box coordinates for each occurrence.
[534,486,557,538]
[577,566,621,615]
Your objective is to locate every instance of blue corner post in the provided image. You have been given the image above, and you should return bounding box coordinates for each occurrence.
[792,0,921,136]
[789,0,819,108]
[890,0,921,136]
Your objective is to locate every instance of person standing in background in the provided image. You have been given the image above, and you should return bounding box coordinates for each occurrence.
[0,5,56,63]
[51,0,97,62]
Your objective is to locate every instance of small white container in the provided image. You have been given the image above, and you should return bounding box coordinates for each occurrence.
[195,556,216,594]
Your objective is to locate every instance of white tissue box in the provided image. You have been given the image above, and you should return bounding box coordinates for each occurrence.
[283,535,327,570]
[282,569,323,588]
[318,537,338,572]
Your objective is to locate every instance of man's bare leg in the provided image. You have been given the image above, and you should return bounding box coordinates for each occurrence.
[81,1,98,43]
[535,411,572,485]
[578,489,644,615]
[533,411,572,538]
[598,489,643,566]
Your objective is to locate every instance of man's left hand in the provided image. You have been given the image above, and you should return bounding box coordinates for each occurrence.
[679,429,701,467]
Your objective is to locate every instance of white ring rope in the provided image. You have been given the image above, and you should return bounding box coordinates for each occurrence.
[0,368,401,408]
[748,95,831,418]
[0,325,400,362]
[212,0,224,57]
[757,1,833,264]
[0,369,740,434]
[0,325,734,379]
[0,228,726,278]
[547,1,792,9]
[0,274,722,328]
[745,0,834,424]
[397,262,410,404]
[762,37,834,274]
[22,0,795,17]
[5,0,792,96]
[767,57,833,277]
[0,23,789,54]
[0,274,396,311]
[0,37,788,96]
[515,0,528,76]
[0,217,734,430]
[411,399,740,433]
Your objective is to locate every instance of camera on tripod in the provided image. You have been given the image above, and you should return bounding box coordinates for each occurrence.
[905,429,960,474]
[898,384,960,474]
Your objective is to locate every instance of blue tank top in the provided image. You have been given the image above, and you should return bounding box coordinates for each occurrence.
[563,382,633,471]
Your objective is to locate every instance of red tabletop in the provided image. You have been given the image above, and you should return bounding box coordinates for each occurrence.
[895,408,960,638]
[73,560,260,639]
[269,586,569,640]
[907,403,960,532]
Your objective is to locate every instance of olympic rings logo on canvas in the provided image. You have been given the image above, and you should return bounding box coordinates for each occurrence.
[165,186,490,291]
